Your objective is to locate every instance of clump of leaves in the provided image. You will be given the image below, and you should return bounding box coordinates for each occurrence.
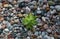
[22,13,37,30]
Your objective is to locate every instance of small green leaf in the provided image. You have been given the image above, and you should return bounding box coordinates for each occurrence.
[22,13,37,30]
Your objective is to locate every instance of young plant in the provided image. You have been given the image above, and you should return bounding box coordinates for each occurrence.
[22,13,37,30]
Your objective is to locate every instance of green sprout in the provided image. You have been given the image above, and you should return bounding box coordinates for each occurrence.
[22,13,37,30]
